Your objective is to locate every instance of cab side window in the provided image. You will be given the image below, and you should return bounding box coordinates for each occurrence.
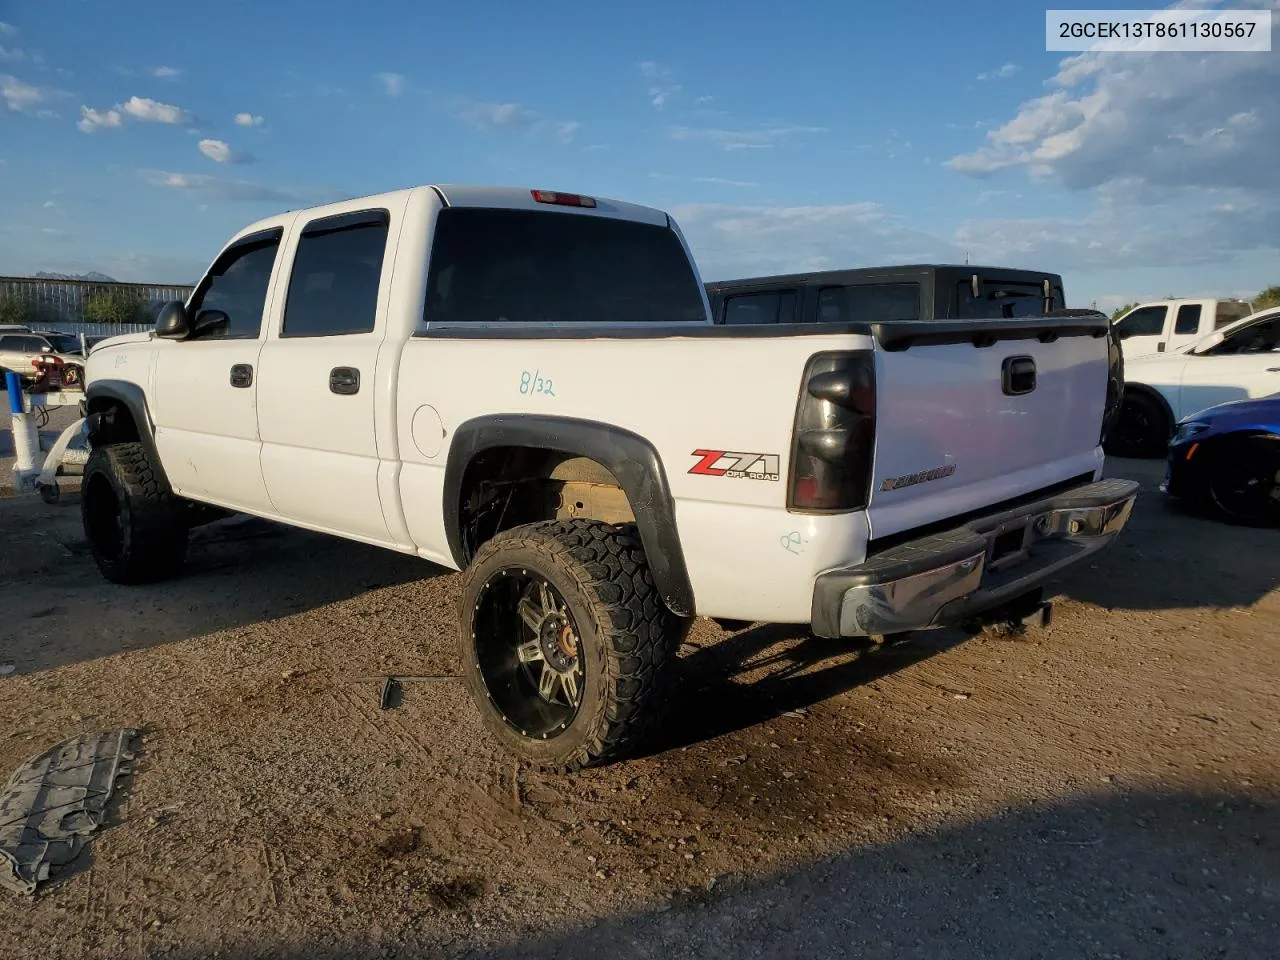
[1174,304,1202,335]
[283,210,390,337]
[187,230,284,340]
[723,290,798,324]
[1114,305,1167,339]
[1209,316,1280,355]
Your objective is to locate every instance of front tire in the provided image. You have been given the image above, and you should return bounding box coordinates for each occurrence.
[81,442,189,584]
[458,520,686,771]
[1104,391,1170,459]
[1207,436,1280,527]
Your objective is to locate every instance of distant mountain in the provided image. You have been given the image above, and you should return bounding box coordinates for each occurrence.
[33,271,119,282]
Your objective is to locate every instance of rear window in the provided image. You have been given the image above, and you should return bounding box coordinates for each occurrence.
[956,280,1064,319]
[422,208,707,325]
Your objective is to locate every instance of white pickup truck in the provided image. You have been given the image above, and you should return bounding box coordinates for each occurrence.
[81,183,1138,770]
[1112,298,1253,359]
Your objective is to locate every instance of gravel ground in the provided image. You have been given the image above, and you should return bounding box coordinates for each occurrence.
[0,454,1276,959]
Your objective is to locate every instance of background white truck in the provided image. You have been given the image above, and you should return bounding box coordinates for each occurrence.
[81,183,1138,770]
[1112,298,1253,358]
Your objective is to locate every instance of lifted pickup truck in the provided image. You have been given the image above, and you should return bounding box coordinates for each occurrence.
[82,185,1138,770]
[706,264,1067,325]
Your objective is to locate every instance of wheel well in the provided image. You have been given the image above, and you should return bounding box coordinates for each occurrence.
[86,397,141,446]
[456,447,636,564]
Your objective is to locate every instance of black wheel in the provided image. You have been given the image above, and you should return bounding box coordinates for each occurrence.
[1104,391,1170,458]
[458,519,687,771]
[1206,436,1280,527]
[81,442,189,584]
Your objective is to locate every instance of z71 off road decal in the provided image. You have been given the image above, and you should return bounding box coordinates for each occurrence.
[689,449,781,482]
[879,463,956,492]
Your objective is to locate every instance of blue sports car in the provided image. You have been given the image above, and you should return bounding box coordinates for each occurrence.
[1162,392,1280,526]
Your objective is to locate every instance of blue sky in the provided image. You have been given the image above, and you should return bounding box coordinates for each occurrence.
[1,0,1276,312]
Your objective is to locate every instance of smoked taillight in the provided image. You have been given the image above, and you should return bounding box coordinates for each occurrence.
[788,350,876,512]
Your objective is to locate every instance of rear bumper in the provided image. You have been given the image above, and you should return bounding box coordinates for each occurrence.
[810,478,1139,638]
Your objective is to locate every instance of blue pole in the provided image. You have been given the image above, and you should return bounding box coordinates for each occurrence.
[5,370,23,415]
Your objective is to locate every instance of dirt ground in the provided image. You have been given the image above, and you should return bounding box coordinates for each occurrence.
[0,452,1277,959]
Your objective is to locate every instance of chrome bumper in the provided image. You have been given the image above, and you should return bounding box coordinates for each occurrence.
[810,478,1139,638]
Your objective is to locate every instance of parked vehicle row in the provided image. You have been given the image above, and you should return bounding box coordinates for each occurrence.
[80,183,1138,771]
[1105,306,1280,457]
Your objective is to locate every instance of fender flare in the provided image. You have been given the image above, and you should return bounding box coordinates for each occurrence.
[84,379,163,465]
[443,414,695,617]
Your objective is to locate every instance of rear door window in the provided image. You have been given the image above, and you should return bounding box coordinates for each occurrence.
[283,210,390,337]
[723,290,798,324]
[423,208,707,325]
[847,283,920,322]
[1174,303,1202,335]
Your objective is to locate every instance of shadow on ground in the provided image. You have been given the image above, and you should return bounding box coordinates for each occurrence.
[177,787,1278,959]
[0,494,441,674]
[1056,457,1278,613]
[643,624,965,755]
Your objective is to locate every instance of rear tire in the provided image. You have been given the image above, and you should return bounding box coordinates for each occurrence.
[458,519,686,772]
[81,442,189,584]
[1207,436,1280,527]
[1104,391,1170,459]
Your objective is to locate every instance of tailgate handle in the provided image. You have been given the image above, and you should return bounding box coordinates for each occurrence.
[1002,356,1036,396]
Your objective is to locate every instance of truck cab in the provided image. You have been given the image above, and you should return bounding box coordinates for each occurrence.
[706,265,1066,325]
[1111,298,1253,359]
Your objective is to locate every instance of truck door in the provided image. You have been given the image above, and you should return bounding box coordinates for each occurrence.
[255,206,399,544]
[1167,302,1207,354]
[1113,304,1169,357]
[151,227,282,514]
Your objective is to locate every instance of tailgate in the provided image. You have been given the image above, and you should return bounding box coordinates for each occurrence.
[865,319,1109,539]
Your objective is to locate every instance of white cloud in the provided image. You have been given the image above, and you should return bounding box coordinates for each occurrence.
[976,63,1019,81]
[0,23,15,36]
[460,100,534,130]
[650,173,759,188]
[672,201,947,279]
[453,98,579,142]
[140,170,324,204]
[377,72,404,97]
[948,5,1279,195]
[234,112,264,127]
[42,200,55,208]
[640,60,680,109]
[0,45,23,62]
[119,95,190,124]
[152,65,181,79]
[2,74,64,113]
[669,124,829,151]
[198,138,254,165]
[77,105,122,132]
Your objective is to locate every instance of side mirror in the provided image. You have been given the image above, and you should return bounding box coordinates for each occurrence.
[192,309,230,338]
[41,345,53,353]
[155,300,191,340]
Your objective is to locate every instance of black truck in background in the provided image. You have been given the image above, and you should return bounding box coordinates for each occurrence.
[705,264,1067,325]
[707,263,1127,448]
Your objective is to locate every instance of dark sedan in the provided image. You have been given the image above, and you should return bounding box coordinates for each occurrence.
[1162,393,1280,526]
